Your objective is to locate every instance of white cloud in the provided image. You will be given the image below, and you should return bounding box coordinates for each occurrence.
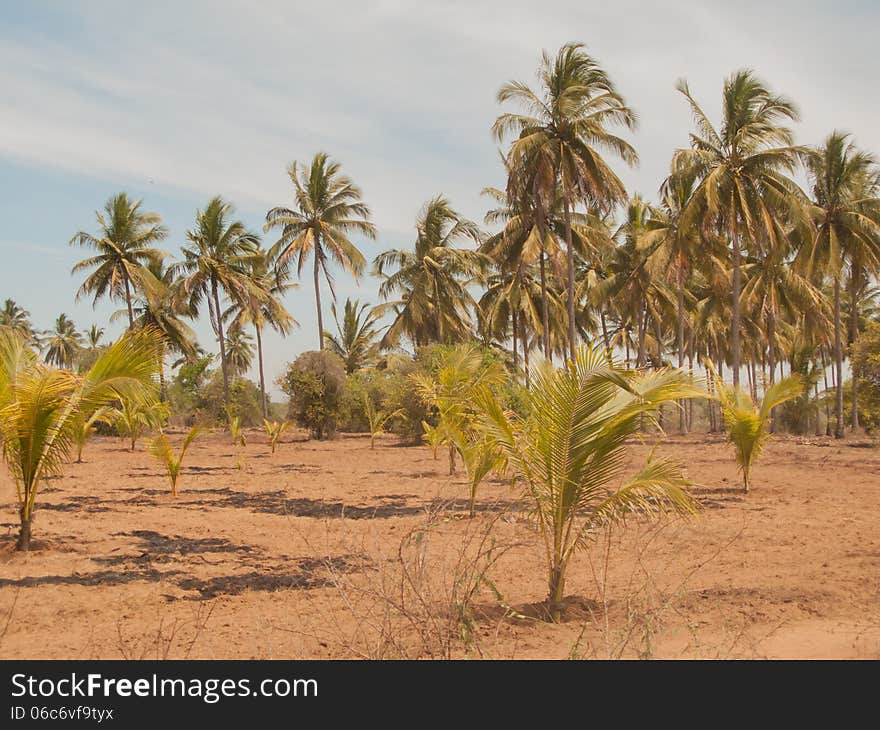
[2,0,878,388]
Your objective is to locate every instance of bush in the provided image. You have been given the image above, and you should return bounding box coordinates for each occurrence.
[850,324,880,433]
[167,356,262,426]
[278,350,347,439]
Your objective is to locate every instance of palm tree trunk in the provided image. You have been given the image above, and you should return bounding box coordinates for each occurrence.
[539,244,550,358]
[211,277,230,416]
[822,348,832,436]
[314,252,325,350]
[677,271,686,434]
[512,309,519,374]
[564,198,576,362]
[851,266,860,430]
[731,219,741,390]
[834,278,844,438]
[124,274,135,329]
[600,311,611,352]
[16,499,33,551]
[768,311,776,432]
[522,318,530,388]
[636,304,646,368]
[256,324,267,419]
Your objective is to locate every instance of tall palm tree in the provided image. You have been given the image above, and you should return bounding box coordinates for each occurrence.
[264,152,375,349]
[126,261,198,401]
[226,245,297,418]
[800,132,880,436]
[374,196,486,348]
[0,300,35,342]
[674,70,805,390]
[43,314,83,369]
[642,167,704,432]
[324,298,383,373]
[70,192,168,328]
[493,42,637,360]
[180,196,260,414]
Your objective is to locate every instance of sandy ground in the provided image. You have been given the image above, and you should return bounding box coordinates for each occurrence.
[1,429,879,660]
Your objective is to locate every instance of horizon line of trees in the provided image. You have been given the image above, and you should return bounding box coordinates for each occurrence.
[3,42,880,438]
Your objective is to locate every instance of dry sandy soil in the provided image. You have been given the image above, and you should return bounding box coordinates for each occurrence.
[1,429,879,659]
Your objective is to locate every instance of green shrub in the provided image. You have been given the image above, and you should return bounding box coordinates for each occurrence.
[278,350,347,439]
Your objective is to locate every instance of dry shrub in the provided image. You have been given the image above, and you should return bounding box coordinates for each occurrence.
[299,502,521,659]
[114,602,215,660]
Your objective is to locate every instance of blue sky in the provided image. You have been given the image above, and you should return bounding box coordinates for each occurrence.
[1,1,878,393]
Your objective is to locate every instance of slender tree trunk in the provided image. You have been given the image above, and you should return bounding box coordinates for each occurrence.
[851,266,860,430]
[834,278,844,438]
[821,349,832,436]
[539,245,550,358]
[600,311,610,352]
[211,277,230,417]
[731,216,741,390]
[512,309,519,375]
[564,198,576,362]
[124,274,135,329]
[159,360,167,403]
[687,330,695,430]
[768,312,776,433]
[636,305,646,368]
[256,325,267,419]
[314,252,325,350]
[523,321,531,389]
[16,504,32,551]
[706,364,716,433]
[677,271,686,434]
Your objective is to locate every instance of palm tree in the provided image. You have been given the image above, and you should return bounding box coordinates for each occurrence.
[493,42,637,361]
[226,245,297,418]
[43,314,83,369]
[478,344,703,621]
[126,262,198,400]
[180,196,260,414]
[374,196,486,347]
[713,369,804,491]
[225,326,255,378]
[0,300,35,342]
[597,196,674,369]
[85,325,105,350]
[674,70,805,390]
[70,192,168,327]
[264,152,376,349]
[799,132,880,436]
[324,298,383,373]
[0,327,161,550]
[740,236,827,390]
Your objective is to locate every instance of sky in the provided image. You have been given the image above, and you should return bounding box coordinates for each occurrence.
[1,0,878,394]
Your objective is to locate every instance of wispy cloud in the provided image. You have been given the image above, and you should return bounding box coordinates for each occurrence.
[1,0,878,382]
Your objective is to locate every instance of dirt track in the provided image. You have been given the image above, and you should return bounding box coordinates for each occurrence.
[1,430,878,659]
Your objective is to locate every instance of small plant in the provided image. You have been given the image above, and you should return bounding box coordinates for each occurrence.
[711,364,803,492]
[421,421,444,460]
[72,406,111,463]
[111,396,169,451]
[263,419,289,454]
[228,414,247,470]
[478,344,704,622]
[0,327,161,550]
[363,394,401,450]
[458,433,505,518]
[412,345,506,475]
[149,426,202,497]
[228,414,247,447]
